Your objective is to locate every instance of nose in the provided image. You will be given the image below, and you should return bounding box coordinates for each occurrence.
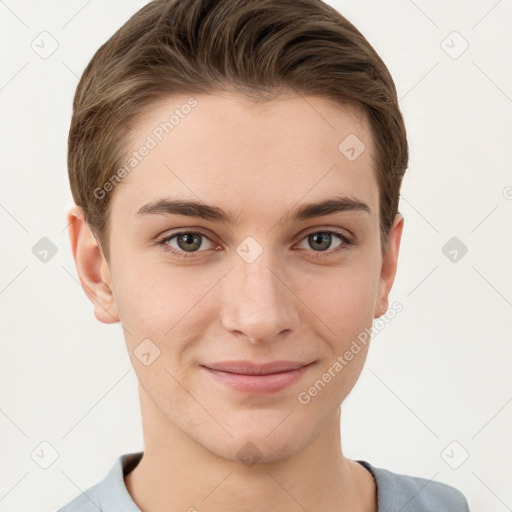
[220,250,300,345]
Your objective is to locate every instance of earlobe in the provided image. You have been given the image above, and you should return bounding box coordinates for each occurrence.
[67,205,120,324]
[374,213,404,319]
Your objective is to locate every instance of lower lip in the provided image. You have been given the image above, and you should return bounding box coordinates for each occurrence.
[202,364,313,394]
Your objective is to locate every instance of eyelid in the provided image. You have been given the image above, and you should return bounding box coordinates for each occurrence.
[297,225,353,242]
[157,226,354,258]
[293,229,353,255]
[158,228,216,250]
[158,226,352,244]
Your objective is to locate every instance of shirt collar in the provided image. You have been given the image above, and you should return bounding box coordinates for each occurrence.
[97,452,385,511]
[98,451,143,511]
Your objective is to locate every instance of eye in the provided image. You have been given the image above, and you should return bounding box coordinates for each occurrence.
[158,231,215,258]
[296,230,352,255]
[157,228,353,260]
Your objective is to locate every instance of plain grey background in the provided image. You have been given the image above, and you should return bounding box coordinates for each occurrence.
[1,1,511,511]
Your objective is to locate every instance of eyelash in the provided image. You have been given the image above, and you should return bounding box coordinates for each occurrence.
[157,229,354,260]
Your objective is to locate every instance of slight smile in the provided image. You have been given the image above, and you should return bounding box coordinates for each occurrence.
[201,360,316,394]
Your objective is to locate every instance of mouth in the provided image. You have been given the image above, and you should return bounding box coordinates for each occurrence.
[201,360,315,394]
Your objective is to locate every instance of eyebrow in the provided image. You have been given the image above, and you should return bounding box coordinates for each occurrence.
[135,194,371,224]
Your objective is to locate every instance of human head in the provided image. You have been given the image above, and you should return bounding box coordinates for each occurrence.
[67,0,408,263]
[67,0,407,467]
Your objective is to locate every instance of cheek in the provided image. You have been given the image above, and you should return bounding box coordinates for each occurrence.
[114,261,217,331]
[114,264,224,371]
[293,261,378,340]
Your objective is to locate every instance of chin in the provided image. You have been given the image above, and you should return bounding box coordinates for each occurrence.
[200,427,312,466]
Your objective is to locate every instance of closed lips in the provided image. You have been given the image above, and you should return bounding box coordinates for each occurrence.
[202,360,313,375]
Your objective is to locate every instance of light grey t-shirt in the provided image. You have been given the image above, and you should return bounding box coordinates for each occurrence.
[56,451,470,511]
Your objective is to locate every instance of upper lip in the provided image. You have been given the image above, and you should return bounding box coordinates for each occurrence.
[203,360,313,376]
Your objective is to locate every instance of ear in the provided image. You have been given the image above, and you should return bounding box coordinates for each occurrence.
[374,213,404,319]
[67,205,120,324]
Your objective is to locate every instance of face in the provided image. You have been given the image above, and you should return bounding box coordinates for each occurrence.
[84,91,403,463]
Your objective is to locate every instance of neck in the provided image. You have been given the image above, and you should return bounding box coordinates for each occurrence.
[125,387,376,512]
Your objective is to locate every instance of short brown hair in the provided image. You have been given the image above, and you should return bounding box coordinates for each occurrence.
[68,0,408,262]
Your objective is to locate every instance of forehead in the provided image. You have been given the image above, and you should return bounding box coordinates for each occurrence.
[110,91,378,221]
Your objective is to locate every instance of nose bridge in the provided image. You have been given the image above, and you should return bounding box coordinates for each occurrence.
[220,247,298,343]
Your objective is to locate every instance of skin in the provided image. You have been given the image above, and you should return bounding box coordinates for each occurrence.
[68,90,403,512]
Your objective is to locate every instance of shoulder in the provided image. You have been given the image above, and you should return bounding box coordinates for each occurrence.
[358,460,470,512]
[55,482,101,512]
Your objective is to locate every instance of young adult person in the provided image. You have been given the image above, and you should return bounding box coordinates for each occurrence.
[57,1,470,510]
